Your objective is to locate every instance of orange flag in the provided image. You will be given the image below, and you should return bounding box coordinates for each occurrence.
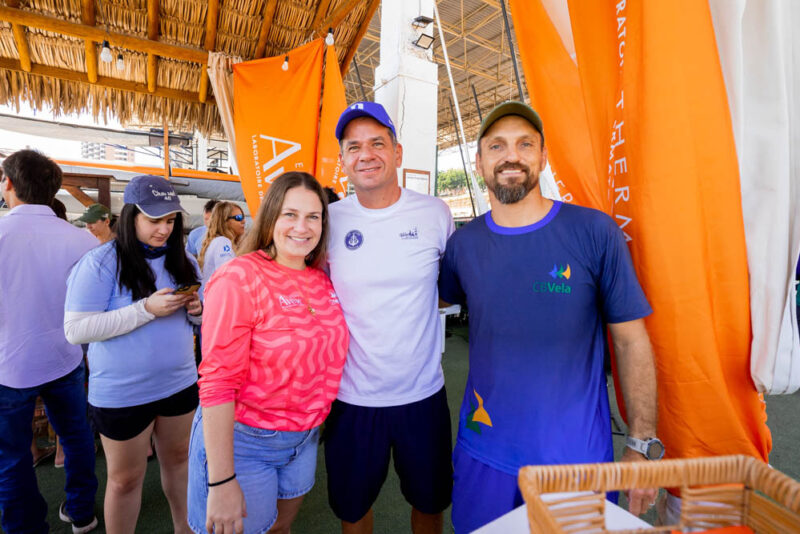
[510,0,604,212]
[315,42,348,198]
[511,1,771,464]
[234,39,325,214]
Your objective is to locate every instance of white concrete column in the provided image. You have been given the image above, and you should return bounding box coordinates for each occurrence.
[373,0,438,196]
[196,133,208,171]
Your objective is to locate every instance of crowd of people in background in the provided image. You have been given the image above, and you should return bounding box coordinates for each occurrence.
[0,100,660,534]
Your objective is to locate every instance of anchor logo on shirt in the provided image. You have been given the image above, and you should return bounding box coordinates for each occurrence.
[345,230,363,250]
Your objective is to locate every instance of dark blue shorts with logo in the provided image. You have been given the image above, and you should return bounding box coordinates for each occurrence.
[323,386,453,523]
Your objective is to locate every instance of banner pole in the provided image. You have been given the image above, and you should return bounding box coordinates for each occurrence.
[447,94,477,218]
[499,0,524,101]
[471,83,483,123]
[433,0,488,215]
[353,55,368,101]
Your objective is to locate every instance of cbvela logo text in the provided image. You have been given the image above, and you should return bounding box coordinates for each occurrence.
[533,281,572,294]
[534,263,572,295]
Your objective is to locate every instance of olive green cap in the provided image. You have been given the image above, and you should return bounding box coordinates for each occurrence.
[477,100,544,145]
[77,203,111,223]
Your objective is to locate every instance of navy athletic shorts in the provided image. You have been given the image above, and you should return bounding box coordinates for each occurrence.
[323,387,453,523]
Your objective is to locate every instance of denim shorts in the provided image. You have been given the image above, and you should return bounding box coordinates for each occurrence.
[187,410,320,534]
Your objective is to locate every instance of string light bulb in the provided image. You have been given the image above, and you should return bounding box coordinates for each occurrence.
[116,53,124,71]
[100,40,112,63]
[281,55,289,71]
[325,28,334,46]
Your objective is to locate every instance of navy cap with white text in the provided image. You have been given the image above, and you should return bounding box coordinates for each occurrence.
[123,175,184,218]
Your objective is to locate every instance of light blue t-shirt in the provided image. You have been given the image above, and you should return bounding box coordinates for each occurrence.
[201,236,236,283]
[65,241,198,408]
[186,225,207,257]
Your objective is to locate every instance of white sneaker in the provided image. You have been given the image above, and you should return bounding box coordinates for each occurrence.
[59,502,98,534]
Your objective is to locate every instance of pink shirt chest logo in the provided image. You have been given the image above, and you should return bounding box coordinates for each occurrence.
[277,294,303,310]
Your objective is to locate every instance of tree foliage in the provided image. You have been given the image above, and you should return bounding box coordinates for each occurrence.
[436,168,485,193]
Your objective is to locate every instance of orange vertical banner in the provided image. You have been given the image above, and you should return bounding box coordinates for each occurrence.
[234,39,325,214]
[315,42,348,198]
[509,0,604,211]
[511,1,771,464]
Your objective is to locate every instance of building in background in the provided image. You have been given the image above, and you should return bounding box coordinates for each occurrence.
[80,142,134,163]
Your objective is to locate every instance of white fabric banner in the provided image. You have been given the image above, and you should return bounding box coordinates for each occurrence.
[207,52,242,173]
[709,0,800,394]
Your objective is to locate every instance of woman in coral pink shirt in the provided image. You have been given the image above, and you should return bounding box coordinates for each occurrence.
[187,172,348,534]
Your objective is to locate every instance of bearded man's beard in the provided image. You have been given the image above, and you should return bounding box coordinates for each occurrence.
[487,162,538,204]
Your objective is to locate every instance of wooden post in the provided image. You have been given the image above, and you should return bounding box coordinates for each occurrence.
[254,0,279,59]
[340,0,380,76]
[80,0,97,83]
[0,57,213,104]
[198,0,219,103]
[62,173,112,207]
[146,0,159,93]
[0,6,207,63]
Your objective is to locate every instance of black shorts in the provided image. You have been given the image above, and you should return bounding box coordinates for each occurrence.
[88,382,198,441]
[323,387,453,523]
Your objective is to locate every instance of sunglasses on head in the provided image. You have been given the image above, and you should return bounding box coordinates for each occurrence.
[227,214,244,222]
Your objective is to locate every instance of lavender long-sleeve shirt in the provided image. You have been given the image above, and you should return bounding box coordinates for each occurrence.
[0,204,98,388]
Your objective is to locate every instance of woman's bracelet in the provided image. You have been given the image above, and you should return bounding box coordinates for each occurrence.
[208,473,236,487]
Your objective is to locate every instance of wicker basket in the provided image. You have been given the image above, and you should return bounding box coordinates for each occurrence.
[518,455,800,533]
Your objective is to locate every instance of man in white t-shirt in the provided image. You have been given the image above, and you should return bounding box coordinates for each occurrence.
[325,102,455,534]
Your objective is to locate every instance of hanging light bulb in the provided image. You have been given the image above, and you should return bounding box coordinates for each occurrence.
[325,28,334,46]
[281,55,289,71]
[116,53,124,71]
[100,40,113,63]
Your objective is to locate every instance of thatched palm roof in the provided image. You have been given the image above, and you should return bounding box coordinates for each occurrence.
[0,0,379,137]
[0,0,526,149]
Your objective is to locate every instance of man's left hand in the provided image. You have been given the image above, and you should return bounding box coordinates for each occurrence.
[620,447,658,516]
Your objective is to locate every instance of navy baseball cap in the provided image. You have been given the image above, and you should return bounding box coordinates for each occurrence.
[123,175,184,218]
[335,101,397,141]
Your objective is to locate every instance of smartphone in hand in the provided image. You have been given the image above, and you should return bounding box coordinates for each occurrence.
[173,284,201,295]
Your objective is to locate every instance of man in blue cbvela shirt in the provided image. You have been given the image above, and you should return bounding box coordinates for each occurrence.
[438,101,662,533]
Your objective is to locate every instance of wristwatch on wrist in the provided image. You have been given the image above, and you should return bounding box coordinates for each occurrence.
[625,436,665,460]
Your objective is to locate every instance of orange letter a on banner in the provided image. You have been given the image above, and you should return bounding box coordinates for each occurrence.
[234,39,325,214]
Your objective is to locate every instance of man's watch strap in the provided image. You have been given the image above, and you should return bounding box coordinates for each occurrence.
[625,436,665,460]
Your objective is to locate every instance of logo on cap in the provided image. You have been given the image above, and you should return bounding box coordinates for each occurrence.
[150,187,176,201]
[335,101,397,141]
